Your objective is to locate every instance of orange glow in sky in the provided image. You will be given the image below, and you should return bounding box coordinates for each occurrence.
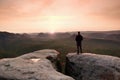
[0,0,120,33]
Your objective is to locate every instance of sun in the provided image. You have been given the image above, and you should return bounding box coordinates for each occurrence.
[44,16,72,33]
[49,30,55,34]
[39,16,74,33]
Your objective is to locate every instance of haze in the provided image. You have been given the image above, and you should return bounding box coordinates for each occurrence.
[0,0,120,33]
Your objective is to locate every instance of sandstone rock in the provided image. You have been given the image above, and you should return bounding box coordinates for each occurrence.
[65,53,120,80]
[0,49,74,80]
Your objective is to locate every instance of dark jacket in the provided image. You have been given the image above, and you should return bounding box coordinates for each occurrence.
[75,35,83,42]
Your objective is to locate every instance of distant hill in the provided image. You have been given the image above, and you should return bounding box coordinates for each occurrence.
[81,30,120,42]
[29,30,120,42]
[0,30,120,59]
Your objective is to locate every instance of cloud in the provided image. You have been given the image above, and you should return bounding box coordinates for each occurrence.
[0,0,119,32]
[0,0,54,21]
[0,0,120,20]
[86,0,120,20]
[96,5,120,20]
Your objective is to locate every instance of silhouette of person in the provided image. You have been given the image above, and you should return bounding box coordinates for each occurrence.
[75,32,83,54]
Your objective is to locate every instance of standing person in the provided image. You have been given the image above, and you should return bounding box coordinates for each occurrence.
[75,32,83,54]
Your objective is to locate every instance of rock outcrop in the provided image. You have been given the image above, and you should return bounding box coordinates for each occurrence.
[0,49,74,80]
[65,53,120,80]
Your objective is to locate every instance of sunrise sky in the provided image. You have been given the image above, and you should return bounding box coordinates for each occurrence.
[0,0,120,33]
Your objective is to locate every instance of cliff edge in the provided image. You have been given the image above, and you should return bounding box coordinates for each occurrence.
[0,49,74,80]
[65,53,120,80]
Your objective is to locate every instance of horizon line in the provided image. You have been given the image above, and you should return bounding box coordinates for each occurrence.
[0,30,120,34]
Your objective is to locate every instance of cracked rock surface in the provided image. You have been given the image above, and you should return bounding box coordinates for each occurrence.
[0,49,74,80]
[65,53,120,80]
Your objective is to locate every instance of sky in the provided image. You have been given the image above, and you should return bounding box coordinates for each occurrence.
[0,0,120,33]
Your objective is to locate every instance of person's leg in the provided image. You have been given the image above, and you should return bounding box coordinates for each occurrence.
[77,45,79,54]
[80,43,82,53]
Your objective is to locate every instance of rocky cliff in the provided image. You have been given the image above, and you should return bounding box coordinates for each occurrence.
[65,53,120,80]
[0,49,74,80]
[1,50,120,80]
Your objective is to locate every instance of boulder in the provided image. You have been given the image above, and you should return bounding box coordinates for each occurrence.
[65,53,120,80]
[0,49,74,80]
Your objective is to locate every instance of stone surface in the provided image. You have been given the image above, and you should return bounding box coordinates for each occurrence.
[0,49,74,80]
[65,53,120,80]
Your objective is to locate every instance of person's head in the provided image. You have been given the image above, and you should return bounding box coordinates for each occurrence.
[78,31,80,35]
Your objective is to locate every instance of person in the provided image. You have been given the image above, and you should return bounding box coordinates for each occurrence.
[75,32,83,54]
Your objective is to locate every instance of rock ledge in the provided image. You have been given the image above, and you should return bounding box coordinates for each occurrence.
[65,53,120,80]
[0,49,74,80]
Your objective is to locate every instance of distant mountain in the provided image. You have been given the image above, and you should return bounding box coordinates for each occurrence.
[0,30,120,59]
[0,31,31,40]
[0,30,120,42]
[81,30,120,42]
[0,32,16,40]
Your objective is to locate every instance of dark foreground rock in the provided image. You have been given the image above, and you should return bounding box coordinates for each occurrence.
[0,49,74,80]
[65,53,120,80]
